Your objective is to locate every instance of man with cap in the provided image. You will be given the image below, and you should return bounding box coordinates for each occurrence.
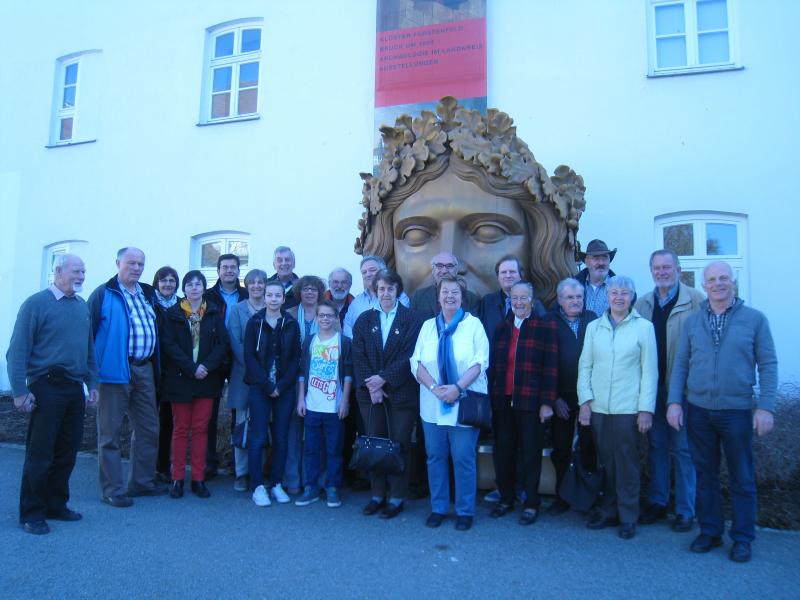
[576,240,617,317]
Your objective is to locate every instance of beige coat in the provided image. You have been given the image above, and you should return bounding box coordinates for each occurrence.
[635,283,705,387]
[577,309,658,415]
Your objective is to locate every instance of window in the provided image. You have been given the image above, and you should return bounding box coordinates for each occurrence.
[191,232,251,285]
[647,0,739,76]
[655,212,748,299]
[48,51,101,146]
[199,19,263,124]
[42,240,88,288]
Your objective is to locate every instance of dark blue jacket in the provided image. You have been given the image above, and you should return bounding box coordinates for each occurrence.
[88,276,160,384]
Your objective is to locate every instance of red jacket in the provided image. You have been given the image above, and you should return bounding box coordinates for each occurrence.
[489,316,558,411]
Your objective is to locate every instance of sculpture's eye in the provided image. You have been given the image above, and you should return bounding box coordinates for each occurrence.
[471,222,509,244]
[401,226,433,247]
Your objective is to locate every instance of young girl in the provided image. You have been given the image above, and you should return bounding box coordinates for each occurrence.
[295,300,352,507]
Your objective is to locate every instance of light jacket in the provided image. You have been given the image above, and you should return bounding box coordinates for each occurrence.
[577,309,657,415]
[635,282,705,387]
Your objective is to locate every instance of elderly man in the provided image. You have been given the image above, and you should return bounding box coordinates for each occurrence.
[342,256,410,337]
[204,253,248,479]
[267,246,300,310]
[7,254,99,535]
[576,239,617,316]
[635,250,705,531]
[88,247,166,507]
[667,261,777,563]
[544,278,598,515]
[410,252,480,319]
[325,267,354,327]
[478,255,545,341]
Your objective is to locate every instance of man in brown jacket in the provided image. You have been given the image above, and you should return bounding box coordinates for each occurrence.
[635,249,705,532]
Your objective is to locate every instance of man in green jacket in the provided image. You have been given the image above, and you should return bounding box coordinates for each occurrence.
[667,261,777,563]
[635,250,705,532]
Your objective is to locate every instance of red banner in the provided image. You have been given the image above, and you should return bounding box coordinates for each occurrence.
[375,17,487,107]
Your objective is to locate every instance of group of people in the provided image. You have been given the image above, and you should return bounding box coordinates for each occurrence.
[7,238,778,563]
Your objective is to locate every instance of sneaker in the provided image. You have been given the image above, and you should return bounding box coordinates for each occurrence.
[252,485,271,507]
[326,488,342,508]
[483,489,501,503]
[233,475,249,493]
[271,483,291,504]
[295,488,320,506]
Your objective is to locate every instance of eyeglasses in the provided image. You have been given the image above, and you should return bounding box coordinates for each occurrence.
[159,278,177,284]
[301,286,318,293]
[317,313,337,320]
[433,263,457,270]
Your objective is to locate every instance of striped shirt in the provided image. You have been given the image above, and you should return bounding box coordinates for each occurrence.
[120,282,157,360]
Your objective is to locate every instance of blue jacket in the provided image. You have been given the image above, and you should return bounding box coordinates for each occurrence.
[88,276,160,384]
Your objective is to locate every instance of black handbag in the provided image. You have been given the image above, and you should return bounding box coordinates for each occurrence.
[349,403,405,475]
[457,390,492,430]
[558,439,604,512]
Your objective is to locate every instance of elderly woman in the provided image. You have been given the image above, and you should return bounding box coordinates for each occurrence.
[411,274,490,531]
[226,268,268,492]
[487,281,558,525]
[152,266,180,482]
[578,275,657,539]
[352,269,422,519]
[159,270,230,499]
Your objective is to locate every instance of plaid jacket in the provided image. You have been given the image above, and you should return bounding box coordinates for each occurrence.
[488,315,558,411]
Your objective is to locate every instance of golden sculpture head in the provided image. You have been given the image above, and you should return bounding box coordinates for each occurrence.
[355,97,586,304]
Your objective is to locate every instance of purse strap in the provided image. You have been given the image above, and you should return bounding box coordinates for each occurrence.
[365,401,393,439]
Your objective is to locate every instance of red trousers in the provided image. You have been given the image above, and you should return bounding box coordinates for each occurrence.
[171,398,213,482]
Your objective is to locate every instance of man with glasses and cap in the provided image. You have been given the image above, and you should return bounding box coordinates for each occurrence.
[576,239,617,317]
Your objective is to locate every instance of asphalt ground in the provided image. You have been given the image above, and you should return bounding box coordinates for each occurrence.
[1,444,798,599]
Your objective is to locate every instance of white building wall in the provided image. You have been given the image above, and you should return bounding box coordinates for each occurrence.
[1,0,798,389]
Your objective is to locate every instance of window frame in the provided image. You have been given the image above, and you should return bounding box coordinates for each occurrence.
[646,0,741,77]
[198,19,264,125]
[48,50,101,147]
[190,231,251,286]
[655,211,748,300]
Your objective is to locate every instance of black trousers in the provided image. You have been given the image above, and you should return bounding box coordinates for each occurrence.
[493,407,543,510]
[156,396,173,475]
[550,406,597,495]
[19,377,85,522]
[341,388,363,482]
[592,413,640,523]
[357,400,416,501]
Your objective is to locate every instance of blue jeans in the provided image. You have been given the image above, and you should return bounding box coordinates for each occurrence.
[422,421,479,517]
[247,385,293,489]
[302,410,344,491]
[283,410,303,490]
[687,404,756,543]
[647,387,696,517]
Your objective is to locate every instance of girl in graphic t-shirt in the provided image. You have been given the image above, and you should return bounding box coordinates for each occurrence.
[295,300,353,508]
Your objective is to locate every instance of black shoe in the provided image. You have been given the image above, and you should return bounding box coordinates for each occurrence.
[191,481,211,498]
[547,498,570,516]
[362,499,386,516]
[46,508,82,521]
[21,520,50,535]
[455,515,473,531]
[587,513,619,530]
[690,533,723,553]
[380,502,404,519]
[127,482,169,497]
[519,508,539,526]
[102,494,133,508]
[672,514,694,532]
[729,541,751,563]
[169,480,184,499]
[490,503,514,518]
[638,503,668,525]
[618,523,636,539]
[426,512,446,528]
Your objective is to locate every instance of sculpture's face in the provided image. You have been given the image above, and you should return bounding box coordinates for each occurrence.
[392,167,527,298]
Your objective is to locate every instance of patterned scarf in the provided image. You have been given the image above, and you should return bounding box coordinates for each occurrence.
[180,299,207,361]
[155,291,178,309]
